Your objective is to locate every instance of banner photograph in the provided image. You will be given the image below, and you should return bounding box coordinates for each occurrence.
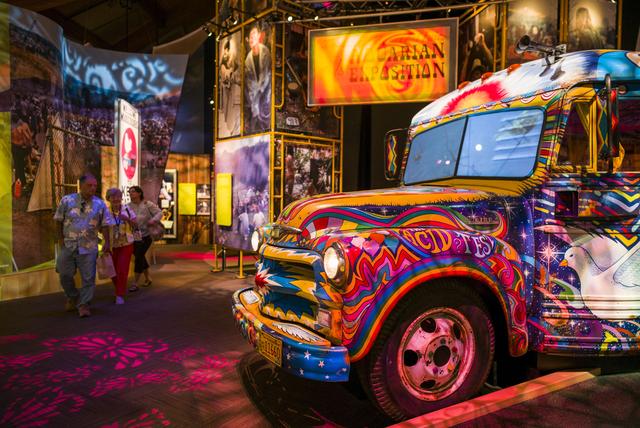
[308,19,457,105]
[214,134,269,252]
[116,98,140,202]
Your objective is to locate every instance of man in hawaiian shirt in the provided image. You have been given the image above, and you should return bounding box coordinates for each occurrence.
[54,174,114,317]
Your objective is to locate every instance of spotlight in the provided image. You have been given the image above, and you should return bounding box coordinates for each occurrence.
[207,30,213,37]
[232,18,238,25]
[350,22,354,26]
[287,15,293,22]
[209,99,214,105]
[314,15,319,21]
[216,34,221,42]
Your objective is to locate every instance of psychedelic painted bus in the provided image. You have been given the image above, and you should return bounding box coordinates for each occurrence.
[232,45,640,420]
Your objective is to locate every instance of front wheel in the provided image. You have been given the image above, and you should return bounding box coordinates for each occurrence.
[359,282,495,421]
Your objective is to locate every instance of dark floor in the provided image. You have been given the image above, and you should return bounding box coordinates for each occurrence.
[0,247,389,428]
[1,246,639,427]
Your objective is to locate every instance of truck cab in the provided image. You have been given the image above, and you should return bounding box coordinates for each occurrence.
[232,48,640,421]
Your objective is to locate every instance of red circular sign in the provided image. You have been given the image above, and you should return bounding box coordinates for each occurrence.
[121,127,137,180]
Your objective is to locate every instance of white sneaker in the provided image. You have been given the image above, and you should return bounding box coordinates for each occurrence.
[115,296,125,305]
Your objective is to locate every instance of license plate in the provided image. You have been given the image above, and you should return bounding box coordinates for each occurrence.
[258,332,282,367]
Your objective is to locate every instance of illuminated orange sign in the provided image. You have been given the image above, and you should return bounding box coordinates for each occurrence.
[308,19,458,106]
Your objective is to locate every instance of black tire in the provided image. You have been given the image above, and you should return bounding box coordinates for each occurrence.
[358,280,495,421]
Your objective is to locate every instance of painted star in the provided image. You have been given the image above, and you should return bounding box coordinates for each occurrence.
[318,360,325,368]
[286,353,291,360]
[304,351,311,360]
[299,368,304,375]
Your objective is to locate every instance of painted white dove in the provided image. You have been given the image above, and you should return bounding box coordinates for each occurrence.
[560,236,640,319]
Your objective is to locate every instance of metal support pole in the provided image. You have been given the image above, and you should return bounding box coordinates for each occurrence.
[236,250,247,279]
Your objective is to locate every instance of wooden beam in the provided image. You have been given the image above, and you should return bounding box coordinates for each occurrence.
[391,369,601,428]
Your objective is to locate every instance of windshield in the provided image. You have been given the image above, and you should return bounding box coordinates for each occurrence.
[404,109,545,184]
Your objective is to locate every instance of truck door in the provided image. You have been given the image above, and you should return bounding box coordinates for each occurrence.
[535,86,640,354]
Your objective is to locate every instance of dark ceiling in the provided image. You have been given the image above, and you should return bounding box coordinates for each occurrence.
[4,0,216,53]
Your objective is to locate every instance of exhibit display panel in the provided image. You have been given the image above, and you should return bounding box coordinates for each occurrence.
[214,134,270,251]
[274,23,340,139]
[160,169,177,239]
[308,19,458,105]
[458,4,497,82]
[115,99,141,203]
[0,5,188,272]
[451,0,622,80]
[214,5,344,252]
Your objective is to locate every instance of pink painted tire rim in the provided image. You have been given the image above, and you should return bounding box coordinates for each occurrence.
[397,307,476,401]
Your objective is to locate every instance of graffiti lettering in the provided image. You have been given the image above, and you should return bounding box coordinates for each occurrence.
[454,234,494,258]
[412,229,453,254]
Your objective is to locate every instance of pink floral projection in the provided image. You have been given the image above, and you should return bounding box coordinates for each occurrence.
[44,332,169,370]
[90,370,181,398]
[1,328,241,426]
[99,408,171,428]
[0,386,85,427]
[162,346,207,363]
[0,351,53,372]
[4,365,100,392]
[169,355,239,393]
[0,334,38,345]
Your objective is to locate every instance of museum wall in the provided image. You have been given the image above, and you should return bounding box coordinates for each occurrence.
[2,5,188,272]
[165,153,211,245]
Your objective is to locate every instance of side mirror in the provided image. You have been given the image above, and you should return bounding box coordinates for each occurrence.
[384,128,408,181]
[597,74,621,171]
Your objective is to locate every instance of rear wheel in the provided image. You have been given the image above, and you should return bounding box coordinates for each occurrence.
[359,281,494,421]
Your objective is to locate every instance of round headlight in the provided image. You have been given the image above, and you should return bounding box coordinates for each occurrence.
[250,230,261,252]
[323,245,345,281]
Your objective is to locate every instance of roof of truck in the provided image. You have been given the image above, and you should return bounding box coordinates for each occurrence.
[411,50,640,127]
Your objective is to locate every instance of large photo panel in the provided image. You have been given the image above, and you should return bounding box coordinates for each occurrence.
[215,134,270,251]
[308,19,458,105]
[568,0,617,51]
[284,143,333,208]
[506,0,558,65]
[243,19,272,135]
[458,5,496,83]
[218,31,242,139]
[276,24,340,138]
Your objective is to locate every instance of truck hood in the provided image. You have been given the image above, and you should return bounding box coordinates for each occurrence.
[275,186,501,241]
